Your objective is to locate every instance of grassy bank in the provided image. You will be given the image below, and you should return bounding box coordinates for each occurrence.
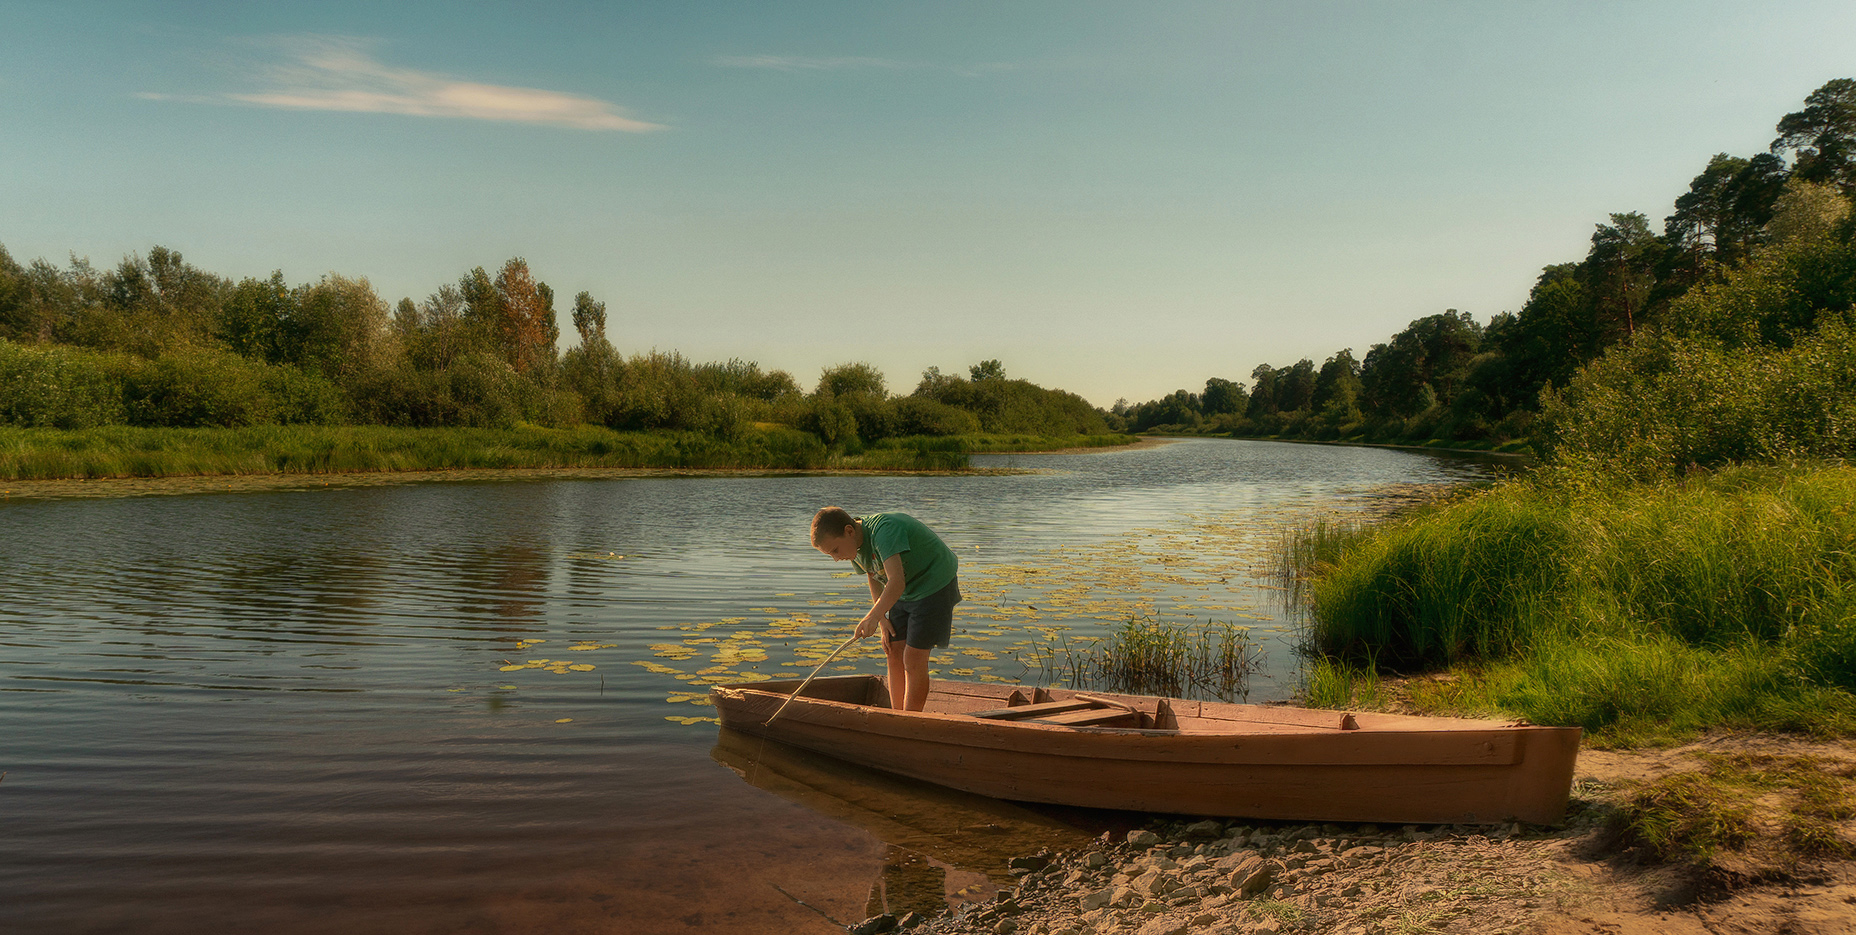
[0,425,1137,480]
[1283,465,1856,745]
[1144,427,1534,456]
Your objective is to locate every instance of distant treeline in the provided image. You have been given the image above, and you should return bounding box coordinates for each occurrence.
[0,248,1109,452]
[1117,79,1856,469]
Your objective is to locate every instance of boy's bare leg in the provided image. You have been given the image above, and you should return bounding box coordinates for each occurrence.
[882,631,909,709]
[901,646,933,711]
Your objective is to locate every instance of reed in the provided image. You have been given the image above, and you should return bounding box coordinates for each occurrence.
[1045,617,1262,702]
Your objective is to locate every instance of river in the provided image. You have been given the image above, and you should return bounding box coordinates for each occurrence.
[0,438,1509,934]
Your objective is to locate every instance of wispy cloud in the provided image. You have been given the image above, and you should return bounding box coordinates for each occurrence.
[142,36,662,132]
[712,54,1015,77]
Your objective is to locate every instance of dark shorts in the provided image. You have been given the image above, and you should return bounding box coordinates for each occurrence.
[884,578,962,650]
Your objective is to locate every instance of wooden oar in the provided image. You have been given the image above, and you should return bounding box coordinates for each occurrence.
[765,631,862,725]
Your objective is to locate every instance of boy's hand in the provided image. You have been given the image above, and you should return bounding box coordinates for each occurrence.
[854,613,882,640]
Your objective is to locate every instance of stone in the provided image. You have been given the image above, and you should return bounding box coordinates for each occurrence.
[1079,888,1115,912]
[1340,846,1384,859]
[1127,829,1162,848]
[1009,855,1051,873]
[1182,820,1224,839]
[1136,918,1188,935]
[896,911,930,928]
[1256,919,1284,934]
[1191,912,1221,927]
[1130,870,1176,897]
[1111,886,1138,908]
[1221,854,1274,897]
[1212,849,1258,872]
[848,915,898,935]
[1083,852,1108,868]
[993,921,1017,935]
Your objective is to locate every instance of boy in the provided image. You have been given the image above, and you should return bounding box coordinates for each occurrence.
[810,506,961,712]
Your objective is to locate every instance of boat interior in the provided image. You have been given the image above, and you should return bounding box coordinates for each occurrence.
[751,674,1522,734]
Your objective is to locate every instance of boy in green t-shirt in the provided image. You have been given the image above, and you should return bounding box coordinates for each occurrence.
[810,506,961,711]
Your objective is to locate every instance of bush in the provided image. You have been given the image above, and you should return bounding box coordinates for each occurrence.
[0,339,127,428]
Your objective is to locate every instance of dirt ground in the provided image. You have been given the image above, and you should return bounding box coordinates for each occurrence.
[1537,735,1856,935]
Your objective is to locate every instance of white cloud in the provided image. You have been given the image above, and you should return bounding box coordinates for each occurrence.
[147,36,662,132]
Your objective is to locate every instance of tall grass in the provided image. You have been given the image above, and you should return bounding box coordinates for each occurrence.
[1279,466,1856,741]
[1047,617,1262,701]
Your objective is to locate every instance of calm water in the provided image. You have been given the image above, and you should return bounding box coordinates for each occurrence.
[0,439,1508,934]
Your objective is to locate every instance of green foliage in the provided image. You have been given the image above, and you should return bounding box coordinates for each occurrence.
[0,339,128,428]
[0,339,345,429]
[1284,467,1856,741]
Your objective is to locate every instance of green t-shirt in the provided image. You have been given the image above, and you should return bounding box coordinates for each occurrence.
[852,512,958,602]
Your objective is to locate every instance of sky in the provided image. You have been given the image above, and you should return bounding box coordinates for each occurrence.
[4,1,1856,406]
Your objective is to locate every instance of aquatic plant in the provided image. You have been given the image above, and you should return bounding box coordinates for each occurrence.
[1048,616,1262,702]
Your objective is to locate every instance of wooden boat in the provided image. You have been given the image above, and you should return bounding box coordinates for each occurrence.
[711,676,1581,825]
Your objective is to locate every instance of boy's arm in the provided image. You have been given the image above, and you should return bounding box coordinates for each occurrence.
[855,554,907,640]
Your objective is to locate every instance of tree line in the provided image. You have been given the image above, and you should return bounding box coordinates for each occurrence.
[0,247,1108,449]
[1114,79,1856,460]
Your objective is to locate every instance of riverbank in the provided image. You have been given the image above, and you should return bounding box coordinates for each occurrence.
[887,734,1855,935]
[1140,430,1533,461]
[0,424,1136,482]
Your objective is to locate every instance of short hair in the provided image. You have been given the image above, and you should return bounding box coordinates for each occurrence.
[811,506,856,543]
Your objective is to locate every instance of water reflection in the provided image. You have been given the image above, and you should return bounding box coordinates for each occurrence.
[712,728,1103,913]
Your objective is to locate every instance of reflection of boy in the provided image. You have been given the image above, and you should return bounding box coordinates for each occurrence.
[810,506,961,711]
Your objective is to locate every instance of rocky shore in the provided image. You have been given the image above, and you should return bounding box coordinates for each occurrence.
[848,817,1583,935]
[839,736,1856,935]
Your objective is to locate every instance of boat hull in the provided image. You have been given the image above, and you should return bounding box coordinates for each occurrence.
[712,677,1580,825]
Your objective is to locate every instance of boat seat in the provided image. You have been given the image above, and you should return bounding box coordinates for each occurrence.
[1030,707,1144,728]
[969,699,1097,720]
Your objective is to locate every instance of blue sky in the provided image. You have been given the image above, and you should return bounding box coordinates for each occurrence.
[5,2,1855,405]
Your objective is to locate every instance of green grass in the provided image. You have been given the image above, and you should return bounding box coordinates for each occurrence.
[1612,753,1856,863]
[1280,465,1856,744]
[0,423,853,479]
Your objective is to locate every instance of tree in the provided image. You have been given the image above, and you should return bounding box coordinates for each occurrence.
[816,362,886,398]
[1665,153,1787,264]
[571,291,609,353]
[1584,213,1663,338]
[219,272,294,362]
[491,258,556,374]
[1773,78,1856,191]
[1278,358,1316,412]
[287,274,388,383]
[1359,310,1482,419]
[1201,376,1245,415]
[968,359,1006,381]
[1311,349,1362,411]
[1246,363,1279,418]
